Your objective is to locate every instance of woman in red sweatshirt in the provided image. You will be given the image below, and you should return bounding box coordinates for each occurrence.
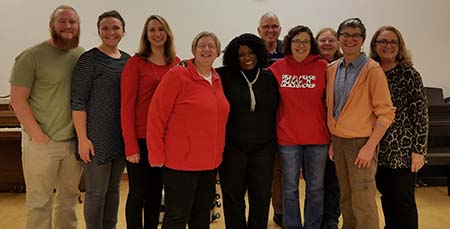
[147,32,229,229]
[120,15,180,229]
[269,25,330,229]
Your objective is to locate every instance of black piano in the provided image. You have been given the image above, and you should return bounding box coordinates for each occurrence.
[420,87,450,196]
[0,99,24,192]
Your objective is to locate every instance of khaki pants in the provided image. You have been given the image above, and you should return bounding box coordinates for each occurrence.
[22,131,83,229]
[331,135,379,229]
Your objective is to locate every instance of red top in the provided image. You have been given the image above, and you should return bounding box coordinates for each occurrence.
[147,59,230,171]
[269,54,330,145]
[121,55,180,156]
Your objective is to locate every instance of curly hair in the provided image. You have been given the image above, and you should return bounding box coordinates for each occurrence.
[283,25,319,56]
[222,33,268,72]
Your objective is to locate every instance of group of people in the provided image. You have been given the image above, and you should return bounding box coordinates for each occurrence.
[9,4,428,229]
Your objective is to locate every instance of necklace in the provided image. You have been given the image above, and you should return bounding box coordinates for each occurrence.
[148,55,167,81]
[150,63,159,80]
[240,68,260,112]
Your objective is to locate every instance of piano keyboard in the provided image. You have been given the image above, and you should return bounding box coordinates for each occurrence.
[0,127,21,132]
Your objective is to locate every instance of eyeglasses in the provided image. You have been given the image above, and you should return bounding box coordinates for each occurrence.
[318,39,337,44]
[339,32,363,40]
[291,39,311,46]
[197,43,216,50]
[260,24,280,30]
[375,39,399,47]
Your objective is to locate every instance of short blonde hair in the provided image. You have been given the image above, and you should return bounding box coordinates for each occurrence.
[191,31,221,57]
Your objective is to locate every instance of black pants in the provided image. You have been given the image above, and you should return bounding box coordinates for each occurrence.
[322,157,341,227]
[162,167,217,229]
[219,141,276,229]
[125,139,163,229]
[375,166,418,229]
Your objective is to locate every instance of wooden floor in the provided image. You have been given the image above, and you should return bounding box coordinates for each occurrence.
[1,180,450,228]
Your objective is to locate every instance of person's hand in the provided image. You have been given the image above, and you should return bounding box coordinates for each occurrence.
[411,152,425,173]
[328,143,334,161]
[354,143,375,168]
[78,138,95,163]
[152,163,164,167]
[31,132,50,144]
[126,153,140,164]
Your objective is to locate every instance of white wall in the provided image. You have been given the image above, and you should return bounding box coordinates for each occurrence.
[1,0,449,97]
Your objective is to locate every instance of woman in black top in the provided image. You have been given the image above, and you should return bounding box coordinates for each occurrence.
[370,26,428,229]
[71,11,130,229]
[216,33,278,229]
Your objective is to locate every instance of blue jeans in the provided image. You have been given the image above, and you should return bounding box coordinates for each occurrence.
[279,144,328,229]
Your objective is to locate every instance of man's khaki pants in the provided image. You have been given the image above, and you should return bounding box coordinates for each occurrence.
[22,131,83,229]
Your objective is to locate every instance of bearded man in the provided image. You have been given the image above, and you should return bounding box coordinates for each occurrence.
[9,5,84,229]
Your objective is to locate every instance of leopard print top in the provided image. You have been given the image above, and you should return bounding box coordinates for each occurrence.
[378,64,428,169]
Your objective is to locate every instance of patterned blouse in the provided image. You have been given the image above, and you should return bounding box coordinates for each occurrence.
[378,64,428,169]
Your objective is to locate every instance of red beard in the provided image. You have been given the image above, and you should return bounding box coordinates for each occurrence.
[50,26,80,50]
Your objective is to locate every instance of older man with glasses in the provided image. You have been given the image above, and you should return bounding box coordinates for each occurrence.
[257,12,284,227]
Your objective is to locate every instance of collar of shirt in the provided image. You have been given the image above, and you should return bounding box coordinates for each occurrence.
[338,52,368,69]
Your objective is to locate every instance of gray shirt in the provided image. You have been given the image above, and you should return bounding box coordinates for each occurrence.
[333,53,368,119]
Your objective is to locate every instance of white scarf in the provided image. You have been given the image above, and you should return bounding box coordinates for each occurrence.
[240,68,260,112]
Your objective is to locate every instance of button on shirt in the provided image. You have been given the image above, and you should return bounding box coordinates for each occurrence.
[333,53,369,119]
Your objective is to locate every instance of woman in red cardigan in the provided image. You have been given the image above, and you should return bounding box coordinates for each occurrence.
[147,31,229,229]
[120,15,179,229]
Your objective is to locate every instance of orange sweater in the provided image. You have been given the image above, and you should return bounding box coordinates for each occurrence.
[326,59,395,138]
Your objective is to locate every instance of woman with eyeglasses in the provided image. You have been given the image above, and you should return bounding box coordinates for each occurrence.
[146,31,229,229]
[315,27,342,229]
[325,18,395,229]
[370,26,428,229]
[269,25,330,229]
[216,33,278,228]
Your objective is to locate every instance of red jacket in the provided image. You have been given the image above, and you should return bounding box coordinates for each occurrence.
[147,59,230,171]
[269,54,330,145]
[121,55,180,156]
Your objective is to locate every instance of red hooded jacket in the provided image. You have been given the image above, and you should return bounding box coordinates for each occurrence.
[269,54,330,145]
[147,59,230,171]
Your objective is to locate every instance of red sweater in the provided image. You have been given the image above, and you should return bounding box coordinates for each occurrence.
[121,55,180,156]
[269,54,330,145]
[147,59,230,171]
